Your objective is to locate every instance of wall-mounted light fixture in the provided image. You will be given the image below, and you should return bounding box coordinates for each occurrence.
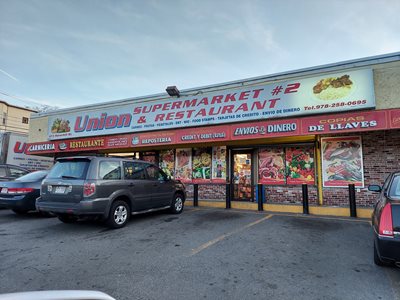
[166,86,180,97]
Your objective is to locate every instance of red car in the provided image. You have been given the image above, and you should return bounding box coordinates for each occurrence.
[369,172,400,267]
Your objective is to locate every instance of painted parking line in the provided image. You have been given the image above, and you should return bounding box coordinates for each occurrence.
[190,214,273,256]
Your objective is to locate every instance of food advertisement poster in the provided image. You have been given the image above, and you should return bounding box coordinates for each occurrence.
[175,148,192,183]
[159,150,175,178]
[321,136,364,187]
[212,146,227,183]
[286,147,315,185]
[258,148,286,184]
[192,148,212,183]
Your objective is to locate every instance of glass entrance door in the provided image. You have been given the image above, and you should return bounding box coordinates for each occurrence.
[232,151,254,201]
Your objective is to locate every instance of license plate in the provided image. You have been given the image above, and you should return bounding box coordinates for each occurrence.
[1,188,8,193]
[54,186,66,194]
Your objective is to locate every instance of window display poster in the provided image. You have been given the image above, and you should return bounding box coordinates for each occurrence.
[321,136,364,187]
[286,147,315,185]
[212,146,227,183]
[258,148,285,184]
[175,148,192,183]
[159,150,175,178]
[192,147,212,183]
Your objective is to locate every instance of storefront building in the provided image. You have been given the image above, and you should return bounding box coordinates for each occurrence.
[27,53,400,217]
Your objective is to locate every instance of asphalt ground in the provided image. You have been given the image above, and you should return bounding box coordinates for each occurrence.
[0,207,399,300]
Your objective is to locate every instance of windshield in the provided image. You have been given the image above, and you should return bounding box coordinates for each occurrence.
[47,160,90,180]
[15,170,48,182]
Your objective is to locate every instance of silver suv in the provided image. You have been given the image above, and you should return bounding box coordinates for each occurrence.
[36,156,186,228]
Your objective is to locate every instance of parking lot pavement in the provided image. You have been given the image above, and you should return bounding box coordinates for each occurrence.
[0,207,399,300]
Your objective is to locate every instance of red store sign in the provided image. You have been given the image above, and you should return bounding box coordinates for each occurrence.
[27,108,400,155]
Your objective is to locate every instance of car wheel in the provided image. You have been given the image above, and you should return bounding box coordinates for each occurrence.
[57,214,78,224]
[106,200,130,229]
[170,193,184,214]
[12,209,29,215]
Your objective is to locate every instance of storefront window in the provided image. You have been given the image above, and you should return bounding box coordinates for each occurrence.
[192,148,212,183]
[285,147,315,185]
[258,148,285,185]
[159,150,175,178]
[175,148,192,183]
[212,146,227,183]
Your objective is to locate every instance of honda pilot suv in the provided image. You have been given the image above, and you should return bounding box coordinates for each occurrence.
[36,156,186,228]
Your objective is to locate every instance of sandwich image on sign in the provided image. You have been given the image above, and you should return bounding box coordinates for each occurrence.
[312,74,353,100]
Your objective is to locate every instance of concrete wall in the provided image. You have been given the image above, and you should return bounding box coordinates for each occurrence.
[28,116,49,143]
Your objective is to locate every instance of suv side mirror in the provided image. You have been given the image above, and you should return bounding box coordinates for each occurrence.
[368,185,382,193]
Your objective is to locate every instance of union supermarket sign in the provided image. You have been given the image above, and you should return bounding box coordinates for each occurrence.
[48,69,375,140]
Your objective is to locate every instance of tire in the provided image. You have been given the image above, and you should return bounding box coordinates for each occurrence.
[106,200,130,229]
[170,193,184,214]
[57,214,78,224]
[12,209,29,215]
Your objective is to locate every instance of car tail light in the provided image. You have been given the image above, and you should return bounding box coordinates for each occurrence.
[83,182,96,197]
[379,202,394,237]
[7,188,35,194]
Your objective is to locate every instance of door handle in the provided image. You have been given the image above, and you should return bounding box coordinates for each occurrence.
[129,182,135,186]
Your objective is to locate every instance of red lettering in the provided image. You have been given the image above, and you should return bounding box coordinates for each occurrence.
[221,105,234,114]
[285,83,300,94]
[269,98,280,108]
[166,113,175,121]
[155,114,165,121]
[198,97,209,106]
[183,99,197,108]
[171,101,182,110]
[133,107,141,114]
[152,104,162,112]
[162,102,171,111]
[251,101,267,110]
[235,103,249,112]
[224,93,236,102]
[239,91,250,100]
[13,141,26,154]
[252,89,264,98]
[195,109,207,117]
[211,95,223,104]
[186,110,196,118]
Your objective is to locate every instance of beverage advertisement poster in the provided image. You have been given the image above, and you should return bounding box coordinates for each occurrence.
[286,147,315,185]
[192,148,212,183]
[159,150,175,178]
[212,146,227,183]
[258,148,286,184]
[175,148,192,183]
[321,136,364,187]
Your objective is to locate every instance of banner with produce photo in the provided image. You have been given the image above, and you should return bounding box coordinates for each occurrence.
[159,150,175,178]
[321,136,364,187]
[258,148,286,184]
[175,148,192,183]
[212,146,227,183]
[286,147,315,185]
[192,148,212,183]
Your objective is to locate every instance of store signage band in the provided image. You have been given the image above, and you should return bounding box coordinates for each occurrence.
[30,108,398,155]
[48,69,375,140]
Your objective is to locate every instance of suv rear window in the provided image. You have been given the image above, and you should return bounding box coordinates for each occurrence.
[47,159,90,180]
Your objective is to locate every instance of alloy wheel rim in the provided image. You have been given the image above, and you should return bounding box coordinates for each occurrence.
[175,197,183,212]
[114,205,128,225]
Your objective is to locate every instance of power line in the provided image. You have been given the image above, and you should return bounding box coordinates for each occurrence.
[0,90,51,108]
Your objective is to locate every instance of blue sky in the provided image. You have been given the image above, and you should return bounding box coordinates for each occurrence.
[0,0,399,109]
